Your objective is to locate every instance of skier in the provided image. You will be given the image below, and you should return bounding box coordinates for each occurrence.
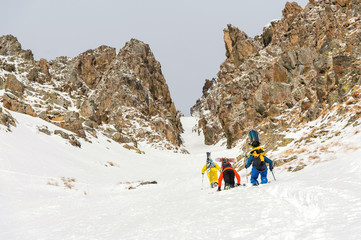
[245,130,273,186]
[217,159,241,191]
[201,152,221,188]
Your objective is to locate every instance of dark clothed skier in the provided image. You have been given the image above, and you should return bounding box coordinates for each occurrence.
[217,160,241,191]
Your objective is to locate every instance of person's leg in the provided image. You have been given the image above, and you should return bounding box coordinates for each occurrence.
[223,170,232,189]
[207,171,212,186]
[250,167,260,185]
[260,168,268,184]
[209,168,218,187]
[229,170,235,187]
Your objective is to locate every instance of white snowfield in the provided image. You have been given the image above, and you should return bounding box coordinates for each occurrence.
[1,111,361,240]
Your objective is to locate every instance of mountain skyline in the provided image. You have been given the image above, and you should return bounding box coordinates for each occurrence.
[0,0,309,115]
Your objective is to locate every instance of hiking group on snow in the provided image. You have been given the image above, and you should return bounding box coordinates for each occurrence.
[202,130,274,191]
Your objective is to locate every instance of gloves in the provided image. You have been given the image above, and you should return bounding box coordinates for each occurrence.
[269,166,273,171]
[217,187,221,192]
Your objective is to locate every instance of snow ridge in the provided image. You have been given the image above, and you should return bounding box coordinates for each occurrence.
[1,111,361,239]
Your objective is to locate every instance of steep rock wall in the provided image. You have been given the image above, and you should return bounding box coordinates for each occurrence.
[0,36,184,152]
[191,0,361,150]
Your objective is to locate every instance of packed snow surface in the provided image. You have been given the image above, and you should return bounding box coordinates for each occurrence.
[1,112,361,240]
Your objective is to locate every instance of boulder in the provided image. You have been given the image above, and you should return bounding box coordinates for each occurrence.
[282,2,303,28]
[2,94,36,117]
[333,55,352,77]
[5,74,25,96]
[80,100,96,119]
[0,107,16,128]
[224,24,259,67]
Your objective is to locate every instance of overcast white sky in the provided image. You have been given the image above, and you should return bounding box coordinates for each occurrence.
[1,0,309,115]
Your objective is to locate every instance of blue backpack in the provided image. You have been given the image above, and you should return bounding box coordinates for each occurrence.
[222,161,232,170]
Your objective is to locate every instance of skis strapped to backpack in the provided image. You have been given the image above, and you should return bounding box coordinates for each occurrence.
[206,159,216,172]
[215,158,235,162]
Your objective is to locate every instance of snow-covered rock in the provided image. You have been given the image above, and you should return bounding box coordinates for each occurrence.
[191,0,361,155]
[0,36,184,152]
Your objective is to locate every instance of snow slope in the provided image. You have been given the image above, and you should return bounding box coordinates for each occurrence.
[1,111,361,240]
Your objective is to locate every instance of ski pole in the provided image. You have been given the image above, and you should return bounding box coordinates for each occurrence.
[244,158,248,183]
[270,169,276,181]
[201,174,204,189]
[245,167,248,183]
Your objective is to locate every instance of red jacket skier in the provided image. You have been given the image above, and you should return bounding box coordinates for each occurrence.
[217,160,241,191]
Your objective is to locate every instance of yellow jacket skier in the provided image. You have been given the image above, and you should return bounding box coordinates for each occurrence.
[202,152,221,188]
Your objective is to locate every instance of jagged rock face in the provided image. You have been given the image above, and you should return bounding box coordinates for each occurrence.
[91,39,182,147]
[0,106,16,130]
[0,35,184,151]
[224,25,260,67]
[191,0,361,149]
[69,45,116,90]
[0,35,33,60]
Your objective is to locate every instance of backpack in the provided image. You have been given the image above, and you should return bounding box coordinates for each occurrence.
[250,147,266,171]
[222,161,232,170]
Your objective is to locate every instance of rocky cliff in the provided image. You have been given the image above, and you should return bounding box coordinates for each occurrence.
[0,36,185,152]
[191,0,360,152]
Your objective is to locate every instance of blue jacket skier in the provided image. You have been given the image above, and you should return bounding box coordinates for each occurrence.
[245,130,273,185]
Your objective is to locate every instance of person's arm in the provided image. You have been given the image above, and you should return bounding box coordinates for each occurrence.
[234,170,241,185]
[245,155,253,168]
[218,171,224,188]
[201,164,207,174]
[265,156,273,170]
[217,171,224,191]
